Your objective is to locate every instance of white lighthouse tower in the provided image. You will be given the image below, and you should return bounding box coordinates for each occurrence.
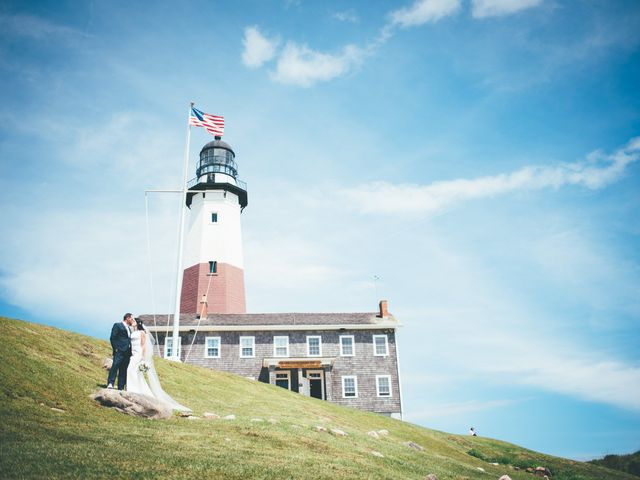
[179,137,248,314]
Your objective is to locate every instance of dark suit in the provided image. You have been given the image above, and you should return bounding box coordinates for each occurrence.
[107,321,131,390]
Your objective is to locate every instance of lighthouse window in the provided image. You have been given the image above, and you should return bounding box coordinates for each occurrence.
[211,212,218,223]
[209,261,217,274]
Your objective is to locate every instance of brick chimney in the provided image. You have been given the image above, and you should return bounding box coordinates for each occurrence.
[378,300,389,318]
[198,294,208,319]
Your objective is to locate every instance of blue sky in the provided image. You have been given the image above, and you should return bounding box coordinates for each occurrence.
[1,0,639,460]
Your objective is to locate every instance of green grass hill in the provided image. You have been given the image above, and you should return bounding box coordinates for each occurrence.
[589,451,640,477]
[0,317,634,479]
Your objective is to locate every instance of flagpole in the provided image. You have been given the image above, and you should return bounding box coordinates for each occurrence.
[167,101,194,361]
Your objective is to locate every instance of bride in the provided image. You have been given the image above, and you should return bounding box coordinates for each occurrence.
[127,318,191,412]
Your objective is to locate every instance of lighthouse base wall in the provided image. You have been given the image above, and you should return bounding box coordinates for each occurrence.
[180,262,246,314]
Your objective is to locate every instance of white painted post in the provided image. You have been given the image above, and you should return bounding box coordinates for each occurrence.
[167,102,194,362]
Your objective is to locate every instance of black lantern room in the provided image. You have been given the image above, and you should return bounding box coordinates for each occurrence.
[187,138,248,210]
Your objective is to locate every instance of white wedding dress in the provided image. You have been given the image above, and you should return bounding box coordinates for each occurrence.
[126,329,191,412]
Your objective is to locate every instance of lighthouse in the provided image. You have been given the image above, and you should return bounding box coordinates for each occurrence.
[179,137,248,314]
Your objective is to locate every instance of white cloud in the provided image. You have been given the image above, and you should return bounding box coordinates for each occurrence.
[390,0,462,28]
[343,137,640,215]
[0,206,177,331]
[241,26,279,68]
[471,0,544,18]
[402,287,640,412]
[468,327,640,411]
[270,43,364,87]
[332,10,359,23]
[406,399,516,420]
[0,13,84,40]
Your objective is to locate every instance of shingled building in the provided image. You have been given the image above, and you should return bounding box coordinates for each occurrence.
[143,300,402,418]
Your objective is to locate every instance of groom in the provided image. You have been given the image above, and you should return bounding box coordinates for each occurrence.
[107,312,135,390]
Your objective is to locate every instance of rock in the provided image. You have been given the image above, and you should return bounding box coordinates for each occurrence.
[186,416,200,420]
[102,358,113,370]
[203,412,220,419]
[377,429,389,436]
[526,468,534,473]
[315,426,327,432]
[514,467,520,470]
[223,414,236,420]
[330,428,348,436]
[498,476,512,480]
[371,451,384,458]
[91,388,172,420]
[268,418,277,424]
[402,441,424,451]
[491,462,499,465]
[368,430,380,438]
[534,467,552,477]
[476,467,485,472]
[425,474,438,480]
[250,418,264,422]
[50,407,65,413]
[179,412,192,417]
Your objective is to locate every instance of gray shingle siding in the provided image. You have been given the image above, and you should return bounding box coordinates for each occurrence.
[154,327,402,416]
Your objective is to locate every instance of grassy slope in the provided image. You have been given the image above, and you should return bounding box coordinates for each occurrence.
[0,317,632,480]
[589,451,640,477]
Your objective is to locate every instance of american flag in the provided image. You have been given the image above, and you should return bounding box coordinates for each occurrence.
[189,107,224,136]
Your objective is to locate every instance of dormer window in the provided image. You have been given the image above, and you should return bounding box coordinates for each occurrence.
[211,212,218,223]
[209,261,217,274]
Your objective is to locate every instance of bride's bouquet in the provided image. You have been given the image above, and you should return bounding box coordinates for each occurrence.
[138,361,150,373]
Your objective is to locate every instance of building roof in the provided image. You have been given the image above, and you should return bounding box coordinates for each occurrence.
[140,312,400,332]
[200,139,234,154]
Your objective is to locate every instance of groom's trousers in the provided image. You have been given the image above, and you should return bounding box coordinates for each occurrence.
[107,349,131,390]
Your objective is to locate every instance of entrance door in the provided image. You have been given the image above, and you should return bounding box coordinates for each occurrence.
[275,371,291,390]
[307,371,324,400]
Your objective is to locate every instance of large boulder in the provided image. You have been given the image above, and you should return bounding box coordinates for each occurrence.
[535,466,552,477]
[91,388,172,419]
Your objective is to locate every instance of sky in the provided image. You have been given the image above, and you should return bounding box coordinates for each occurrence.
[1,0,639,461]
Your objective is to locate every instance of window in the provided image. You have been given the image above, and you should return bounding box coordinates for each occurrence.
[211,212,218,223]
[164,336,182,358]
[342,376,358,398]
[205,337,221,358]
[273,336,289,357]
[339,335,355,356]
[373,335,389,356]
[240,336,255,358]
[275,372,290,390]
[209,261,217,274]
[306,336,322,356]
[376,375,392,397]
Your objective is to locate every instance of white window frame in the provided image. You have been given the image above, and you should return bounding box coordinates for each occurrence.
[275,371,291,391]
[239,336,255,358]
[376,375,392,398]
[339,335,355,357]
[306,335,322,357]
[204,336,221,358]
[164,336,182,358]
[341,375,358,398]
[273,336,289,357]
[373,334,389,357]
